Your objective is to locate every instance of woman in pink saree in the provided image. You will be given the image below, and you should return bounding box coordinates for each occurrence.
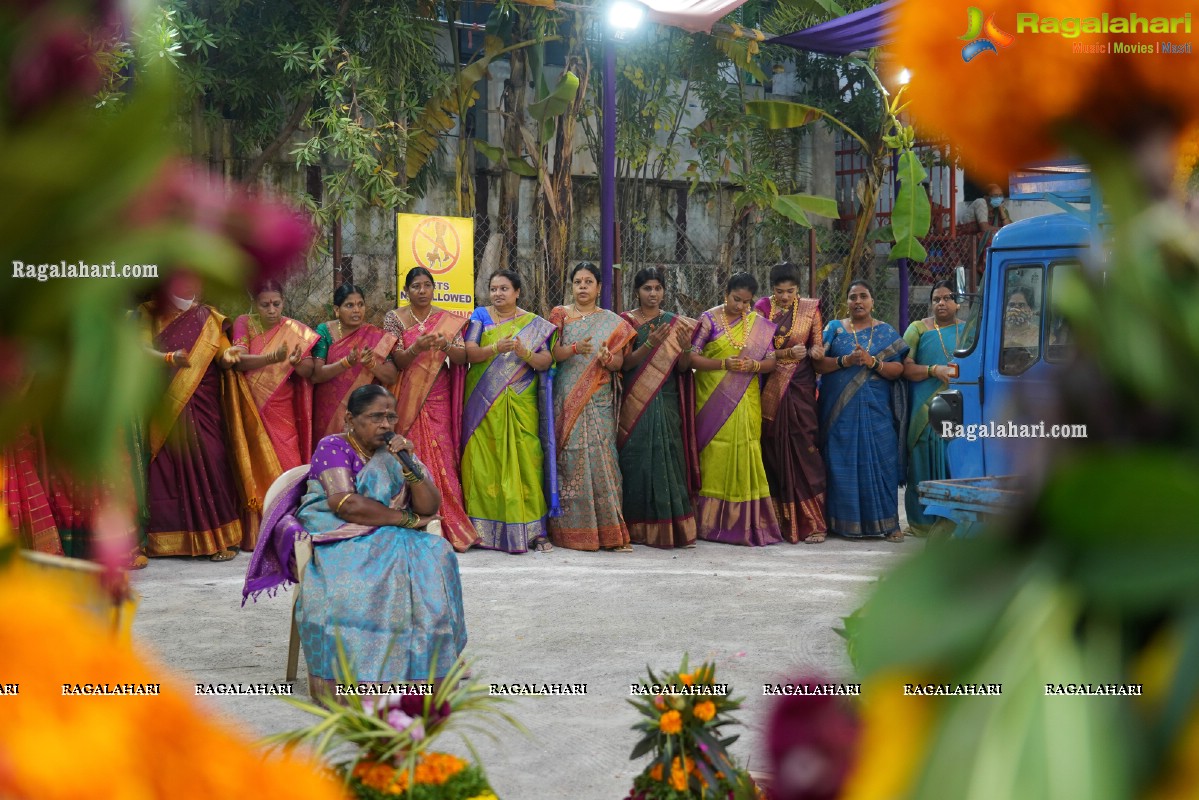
[379,267,477,552]
[231,281,318,472]
[309,283,397,445]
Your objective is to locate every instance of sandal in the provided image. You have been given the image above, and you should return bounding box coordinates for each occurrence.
[607,544,634,553]
[210,548,239,562]
[884,532,905,543]
[129,553,149,570]
[531,537,554,553]
[803,533,827,544]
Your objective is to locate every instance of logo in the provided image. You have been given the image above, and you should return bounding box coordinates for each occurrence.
[959,7,1015,62]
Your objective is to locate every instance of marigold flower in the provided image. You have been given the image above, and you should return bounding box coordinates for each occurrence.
[892,1,1199,182]
[649,763,664,781]
[669,757,688,791]
[0,563,343,800]
[840,673,933,800]
[659,710,683,734]
[679,672,694,686]
[694,700,717,722]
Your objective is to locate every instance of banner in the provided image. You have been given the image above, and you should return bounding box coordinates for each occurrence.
[395,214,475,315]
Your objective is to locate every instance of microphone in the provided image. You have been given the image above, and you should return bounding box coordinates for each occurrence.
[380,431,421,477]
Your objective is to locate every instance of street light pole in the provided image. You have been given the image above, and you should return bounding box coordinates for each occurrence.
[600,29,616,310]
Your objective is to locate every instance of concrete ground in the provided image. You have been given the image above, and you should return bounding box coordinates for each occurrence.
[132,528,914,800]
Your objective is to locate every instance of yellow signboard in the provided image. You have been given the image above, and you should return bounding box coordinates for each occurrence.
[395,214,476,315]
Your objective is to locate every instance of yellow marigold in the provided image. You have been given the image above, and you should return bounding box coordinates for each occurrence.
[670,757,689,791]
[679,673,694,686]
[649,763,664,781]
[0,562,345,800]
[839,672,933,800]
[693,700,716,722]
[892,1,1199,182]
[659,710,683,734]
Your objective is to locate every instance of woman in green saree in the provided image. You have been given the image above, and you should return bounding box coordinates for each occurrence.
[688,273,783,546]
[901,280,963,537]
[460,270,557,554]
[618,268,699,549]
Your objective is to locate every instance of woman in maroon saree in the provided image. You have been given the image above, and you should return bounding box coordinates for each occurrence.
[231,281,318,472]
[309,283,397,444]
[2,427,62,554]
[139,274,281,561]
[755,263,829,544]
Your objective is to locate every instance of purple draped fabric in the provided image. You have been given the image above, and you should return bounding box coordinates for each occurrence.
[241,468,310,604]
[765,0,897,55]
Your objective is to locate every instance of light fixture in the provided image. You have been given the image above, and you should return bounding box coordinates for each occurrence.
[897,67,912,85]
[609,0,645,33]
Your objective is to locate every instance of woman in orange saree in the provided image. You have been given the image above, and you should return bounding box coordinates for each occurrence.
[617,268,699,549]
[231,281,318,472]
[548,263,638,552]
[380,267,477,552]
[139,274,281,560]
[309,283,397,444]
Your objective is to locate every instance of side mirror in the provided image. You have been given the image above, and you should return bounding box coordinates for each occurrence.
[929,391,963,439]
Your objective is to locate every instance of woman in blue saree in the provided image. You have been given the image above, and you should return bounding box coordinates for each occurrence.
[243,384,466,697]
[814,280,909,541]
[901,280,962,537]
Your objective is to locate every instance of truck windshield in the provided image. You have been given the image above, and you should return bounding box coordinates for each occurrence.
[1000,266,1044,376]
[1045,260,1080,363]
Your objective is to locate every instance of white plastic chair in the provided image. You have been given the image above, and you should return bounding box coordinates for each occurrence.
[269,465,443,682]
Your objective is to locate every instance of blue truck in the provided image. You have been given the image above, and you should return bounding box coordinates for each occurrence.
[920,211,1092,531]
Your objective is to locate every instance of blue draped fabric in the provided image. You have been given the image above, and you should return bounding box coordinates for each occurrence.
[765,0,898,55]
[818,320,908,538]
[295,446,466,684]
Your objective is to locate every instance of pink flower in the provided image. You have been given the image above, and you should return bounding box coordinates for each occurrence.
[8,20,103,119]
[386,709,414,733]
[406,720,424,742]
[765,675,860,800]
[225,195,316,284]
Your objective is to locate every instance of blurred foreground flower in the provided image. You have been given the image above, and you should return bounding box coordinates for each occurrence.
[893,0,1199,182]
[0,558,345,800]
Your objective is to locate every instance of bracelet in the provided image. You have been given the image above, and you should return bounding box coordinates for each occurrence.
[571,342,579,355]
[836,355,845,369]
[927,364,934,378]
[870,357,880,371]
[401,509,418,528]
[721,358,728,371]
[333,494,353,514]
[752,360,760,373]
[402,467,423,484]
[492,343,499,356]
[340,357,351,369]
[164,351,175,366]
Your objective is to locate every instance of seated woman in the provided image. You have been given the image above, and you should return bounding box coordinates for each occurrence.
[243,384,467,698]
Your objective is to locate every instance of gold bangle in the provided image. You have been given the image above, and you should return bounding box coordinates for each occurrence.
[334,494,353,514]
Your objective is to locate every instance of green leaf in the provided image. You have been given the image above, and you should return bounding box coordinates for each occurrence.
[474,140,504,163]
[506,156,538,177]
[745,100,827,130]
[629,734,657,760]
[889,149,931,262]
[868,225,896,243]
[527,69,580,143]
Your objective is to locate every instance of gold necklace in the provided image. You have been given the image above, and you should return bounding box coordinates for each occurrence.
[345,432,372,462]
[714,307,753,351]
[336,319,343,339]
[572,303,600,318]
[846,317,875,355]
[770,298,793,349]
[932,319,961,364]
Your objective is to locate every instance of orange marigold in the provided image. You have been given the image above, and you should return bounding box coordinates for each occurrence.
[892,1,1199,182]
[649,763,665,781]
[678,673,694,686]
[669,757,689,791]
[659,710,683,734]
[414,752,467,785]
[0,563,346,800]
[693,700,716,722]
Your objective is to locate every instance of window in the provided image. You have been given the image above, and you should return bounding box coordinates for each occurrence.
[999,266,1043,376]
[1045,261,1080,364]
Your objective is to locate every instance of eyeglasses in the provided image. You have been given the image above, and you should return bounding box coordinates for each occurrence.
[360,413,399,424]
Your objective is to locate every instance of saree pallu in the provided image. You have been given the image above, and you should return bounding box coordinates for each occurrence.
[2,428,62,554]
[903,320,960,536]
[548,307,637,551]
[692,310,782,546]
[232,315,318,471]
[142,303,281,555]
[617,312,698,549]
[819,321,909,538]
[312,324,397,442]
[390,309,476,552]
[755,297,828,543]
[292,436,466,692]
[460,310,557,553]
